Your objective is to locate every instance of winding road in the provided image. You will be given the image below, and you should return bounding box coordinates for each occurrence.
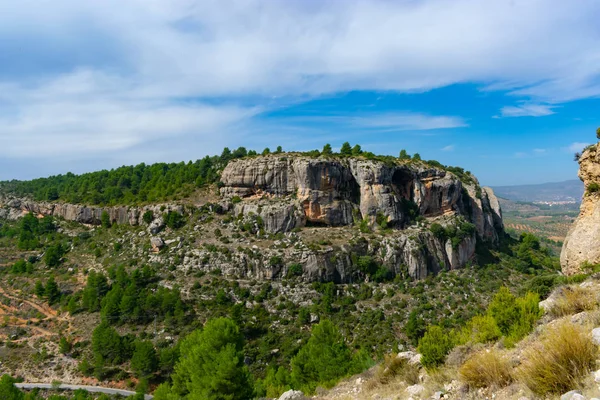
[15,383,153,399]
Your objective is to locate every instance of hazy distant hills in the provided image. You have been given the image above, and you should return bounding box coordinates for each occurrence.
[491,179,584,203]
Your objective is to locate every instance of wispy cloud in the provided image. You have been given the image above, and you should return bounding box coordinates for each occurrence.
[533,148,547,154]
[498,103,556,118]
[278,112,467,132]
[566,142,591,153]
[441,145,455,152]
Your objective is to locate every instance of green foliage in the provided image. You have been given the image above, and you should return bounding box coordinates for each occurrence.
[321,144,333,156]
[59,336,72,354]
[487,287,519,335]
[286,263,303,279]
[405,310,426,346]
[100,211,111,228]
[92,321,131,366]
[44,276,60,304]
[262,148,271,156]
[0,375,23,400]
[142,210,154,224]
[597,127,600,140]
[44,244,65,267]
[291,320,367,393]
[131,341,159,378]
[587,182,600,193]
[351,144,362,156]
[168,318,254,400]
[412,153,421,161]
[164,211,185,230]
[417,325,454,369]
[18,213,56,250]
[340,142,352,156]
[456,315,501,345]
[398,149,411,160]
[34,280,45,298]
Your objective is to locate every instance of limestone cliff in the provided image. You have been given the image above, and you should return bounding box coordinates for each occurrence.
[219,155,503,279]
[561,144,600,274]
[220,155,502,240]
[0,155,504,281]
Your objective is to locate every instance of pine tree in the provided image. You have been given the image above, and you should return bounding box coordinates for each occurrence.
[290,320,357,392]
[167,318,254,399]
[44,276,60,304]
[131,341,158,378]
[340,142,352,156]
[322,144,333,156]
[351,144,362,156]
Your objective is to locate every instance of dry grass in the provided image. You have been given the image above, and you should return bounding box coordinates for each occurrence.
[459,348,513,389]
[364,354,420,391]
[516,321,598,395]
[550,286,597,317]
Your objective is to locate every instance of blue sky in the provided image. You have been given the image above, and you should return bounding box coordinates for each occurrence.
[1,0,599,185]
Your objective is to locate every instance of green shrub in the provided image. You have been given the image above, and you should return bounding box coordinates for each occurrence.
[291,320,368,393]
[417,325,454,369]
[587,182,600,193]
[142,210,154,224]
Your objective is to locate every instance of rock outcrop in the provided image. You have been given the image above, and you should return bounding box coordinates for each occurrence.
[221,155,502,241]
[0,155,505,281]
[0,196,184,228]
[562,144,600,274]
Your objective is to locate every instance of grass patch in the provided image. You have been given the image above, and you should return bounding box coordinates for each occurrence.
[517,321,598,395]
[369,354,420,387]
[459,348,513,389]
[550,286,597,317]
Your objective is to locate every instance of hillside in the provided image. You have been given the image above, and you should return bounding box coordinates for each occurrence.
[0,147,563,399]
[492,179,584,204]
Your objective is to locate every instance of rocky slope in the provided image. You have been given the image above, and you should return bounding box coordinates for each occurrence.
[562,144,600,275]
[0,155,504,281]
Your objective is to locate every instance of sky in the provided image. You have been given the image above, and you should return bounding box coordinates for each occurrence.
[1,0,599,186]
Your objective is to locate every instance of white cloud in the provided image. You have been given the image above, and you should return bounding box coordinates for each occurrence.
[566,142,592,153]
[300,113,467,131]
[499,103,556,118]
[533,148,547,154]
[441,145,456,152]
[1,0,600,175]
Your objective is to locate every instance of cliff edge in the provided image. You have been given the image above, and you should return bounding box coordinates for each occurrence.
[562,143,600,274]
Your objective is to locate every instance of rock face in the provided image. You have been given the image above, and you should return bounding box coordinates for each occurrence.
[0,196,184,229]
[562,144,600,274]
[221,155,502,241]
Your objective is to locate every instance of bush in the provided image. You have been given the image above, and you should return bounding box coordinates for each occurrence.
[588,182,600,193]
[164,211,185,229]
[142,210,154,224]
[291,320,368,392]
[550,286,597,317]
[456,315,502,345]
[418,325,454,369]
[371,354,420,386]
[517,321,598,395]
[459,349,513,388]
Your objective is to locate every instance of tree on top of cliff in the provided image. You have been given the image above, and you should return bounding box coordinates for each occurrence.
[596,127,600,140]
[340,142,352,156]
[351,144,362,156]
[322,144,333,156]
[399,149,411,160]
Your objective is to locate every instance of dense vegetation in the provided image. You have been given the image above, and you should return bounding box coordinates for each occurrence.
[0,143,478,207]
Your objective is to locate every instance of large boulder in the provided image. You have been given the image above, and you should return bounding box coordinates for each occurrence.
[562,144,600,274]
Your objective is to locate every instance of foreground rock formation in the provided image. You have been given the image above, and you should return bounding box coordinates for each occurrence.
[562,143,600,274]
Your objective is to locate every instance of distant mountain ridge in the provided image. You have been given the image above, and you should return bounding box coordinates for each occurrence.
[491,179,584,203]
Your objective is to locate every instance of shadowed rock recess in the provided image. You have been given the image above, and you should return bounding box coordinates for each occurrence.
[0,155,504,281]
